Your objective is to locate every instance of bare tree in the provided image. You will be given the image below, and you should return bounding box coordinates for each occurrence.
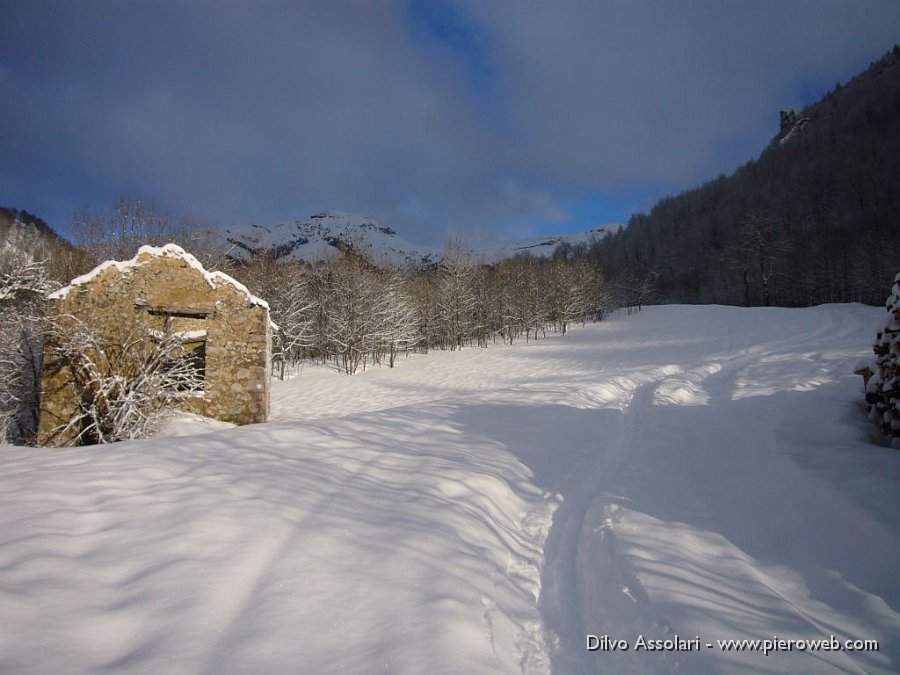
[0,251,55,301]
[502,255,547,342]
[438,243,477,350]
[71,196,228,270]
[407,267,441,353]
[728,213,792,306]
[269,272,317,379]
[576,259,614,322]
[0,251,56,444]
[546,259,578,334]
[376,269,420,367]
[615,267,657,314]
[319,255,381,374]
[235,257,316,379]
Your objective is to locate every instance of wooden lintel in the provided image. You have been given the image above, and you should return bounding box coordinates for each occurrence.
[141,305,212,318]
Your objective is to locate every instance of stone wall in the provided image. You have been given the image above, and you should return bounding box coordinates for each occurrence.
[38,245,271,446]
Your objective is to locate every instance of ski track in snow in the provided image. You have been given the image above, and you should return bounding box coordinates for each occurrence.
[536,305,900,674]
[2,304,900,674]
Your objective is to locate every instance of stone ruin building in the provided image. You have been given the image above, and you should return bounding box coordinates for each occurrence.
[38,244,271,446]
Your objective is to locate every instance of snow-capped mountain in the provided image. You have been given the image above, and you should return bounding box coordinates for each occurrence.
[221,211,615,266]
[222,211,438,266]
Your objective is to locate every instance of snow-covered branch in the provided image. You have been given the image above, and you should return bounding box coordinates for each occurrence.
[0,252,56,302]
[42,314,206,444]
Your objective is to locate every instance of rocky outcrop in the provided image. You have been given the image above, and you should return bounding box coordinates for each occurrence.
[778,108,811,144]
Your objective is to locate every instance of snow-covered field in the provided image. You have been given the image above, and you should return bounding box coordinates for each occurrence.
[2,304,899,674]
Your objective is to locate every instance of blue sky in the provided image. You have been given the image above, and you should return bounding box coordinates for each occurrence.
[1,1,899,246]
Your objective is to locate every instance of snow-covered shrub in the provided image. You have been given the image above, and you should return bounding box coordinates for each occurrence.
[42,315,205,445]
[867,272,900,449]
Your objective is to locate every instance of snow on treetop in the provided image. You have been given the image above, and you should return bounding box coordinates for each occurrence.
[47,243,269,310]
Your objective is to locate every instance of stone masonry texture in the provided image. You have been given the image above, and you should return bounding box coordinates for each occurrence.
[38,246,271,446]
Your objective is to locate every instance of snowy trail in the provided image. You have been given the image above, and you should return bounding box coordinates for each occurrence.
[530,305,900,673]
[2,304,900,674]
[539,373,676,675]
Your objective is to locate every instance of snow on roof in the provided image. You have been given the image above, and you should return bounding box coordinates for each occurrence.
[47,243,269,310]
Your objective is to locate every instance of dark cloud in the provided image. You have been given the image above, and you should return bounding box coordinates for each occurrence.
[1,1,898,245]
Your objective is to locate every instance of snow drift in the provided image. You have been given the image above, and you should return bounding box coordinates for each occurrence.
[1,303,899,674]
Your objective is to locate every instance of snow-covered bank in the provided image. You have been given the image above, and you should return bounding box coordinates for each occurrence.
[2,303,899,674]
[0,399,558,673]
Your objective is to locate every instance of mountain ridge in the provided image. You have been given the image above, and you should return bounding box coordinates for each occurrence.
[221,210,615,266]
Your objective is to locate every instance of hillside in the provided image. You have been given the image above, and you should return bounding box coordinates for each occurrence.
[2,304,898,673]
[0,207,86,286]
[593,46,900,307]
[0,207,73,260]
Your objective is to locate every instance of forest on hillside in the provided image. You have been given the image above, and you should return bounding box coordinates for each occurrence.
[587,46,900,307]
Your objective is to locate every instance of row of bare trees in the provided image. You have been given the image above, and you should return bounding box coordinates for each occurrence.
[70,196,225,269]
[236,247,613,376]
